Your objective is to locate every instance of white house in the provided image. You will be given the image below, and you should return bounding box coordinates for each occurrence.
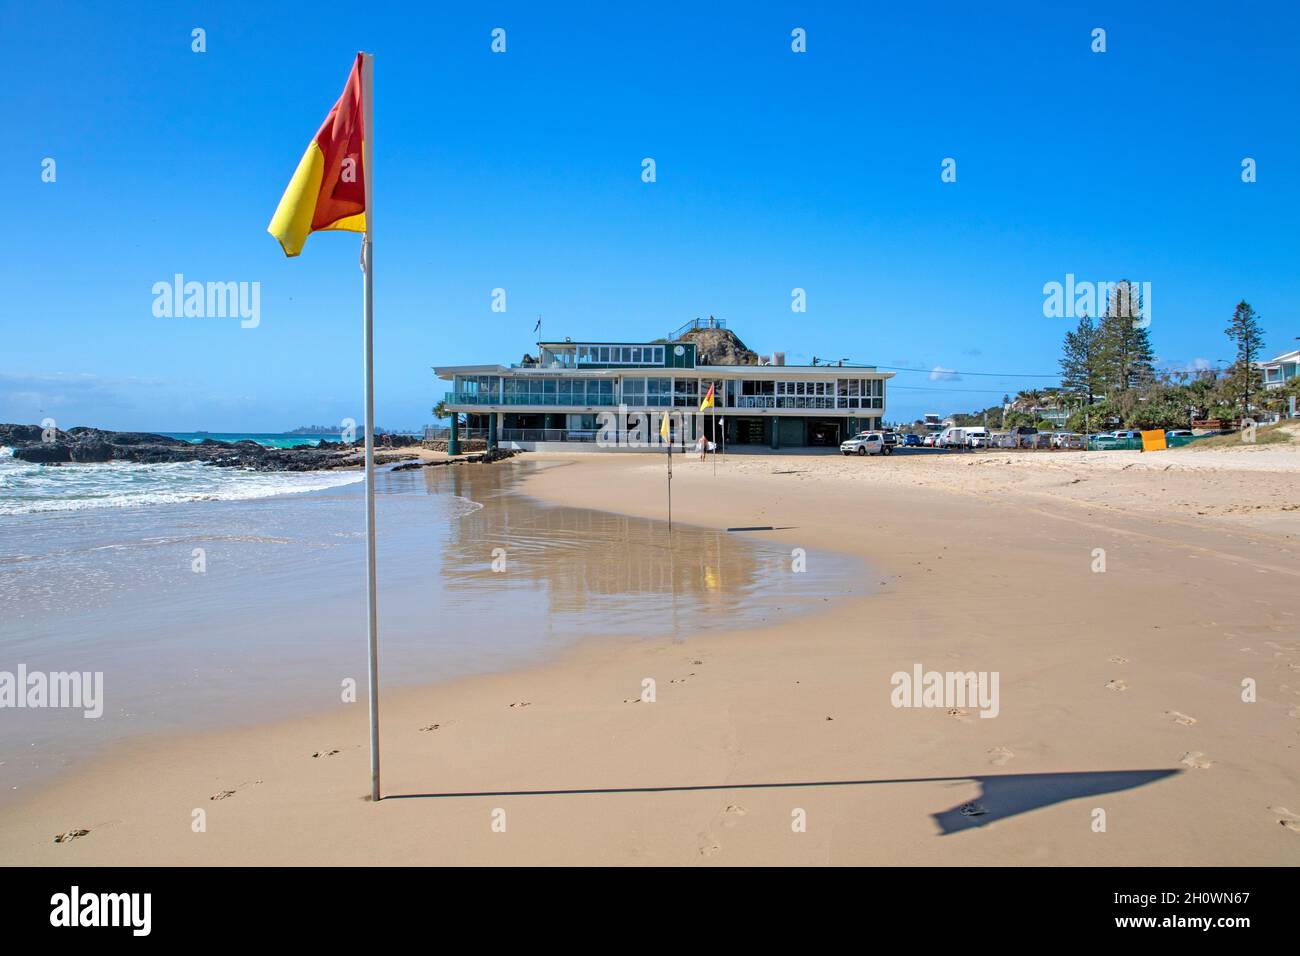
[1257,348,1298,419]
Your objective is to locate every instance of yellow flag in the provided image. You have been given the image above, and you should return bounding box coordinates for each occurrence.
[268,54,368,257]
[660,412,671,443]
[699,383,715,411]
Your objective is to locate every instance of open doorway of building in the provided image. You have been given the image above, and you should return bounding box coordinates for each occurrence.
[808,420,842,446]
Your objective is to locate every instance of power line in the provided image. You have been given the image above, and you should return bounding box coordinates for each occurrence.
[872,364,1059,379]
[889,384,1020,394]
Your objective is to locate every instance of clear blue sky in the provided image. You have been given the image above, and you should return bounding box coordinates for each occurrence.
[4,0,1297,431]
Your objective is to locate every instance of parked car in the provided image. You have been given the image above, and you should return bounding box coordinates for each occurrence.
[1051,432,1084,449]
[967,433,990,448]
[922,434,937,447]
[903,433,922,447]
[840,431,886,456]
[1111,430,1143,440]
[881,431,901,450]
[1009,425,1038,448]
[1164,429,1193,439]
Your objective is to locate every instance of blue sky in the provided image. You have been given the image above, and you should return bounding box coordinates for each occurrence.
[4,1,1297,430]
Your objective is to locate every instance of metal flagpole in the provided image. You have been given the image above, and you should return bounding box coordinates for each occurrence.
[360,51,381,803]
[666,412,673,531]
[712,400,717,477]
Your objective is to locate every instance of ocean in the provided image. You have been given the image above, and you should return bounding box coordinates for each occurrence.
[162,432,347,449]
[0,447,866,801]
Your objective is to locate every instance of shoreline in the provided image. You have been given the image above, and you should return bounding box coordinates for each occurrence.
[0,456,864,815]
[1,450,1298,864]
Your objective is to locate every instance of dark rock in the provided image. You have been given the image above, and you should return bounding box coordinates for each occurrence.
[1,423,455,474]
[0,424,54,446]
[69,441,114,463]
[13,443,72,463]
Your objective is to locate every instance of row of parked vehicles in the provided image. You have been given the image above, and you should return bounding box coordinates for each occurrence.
[841,426,1199,456]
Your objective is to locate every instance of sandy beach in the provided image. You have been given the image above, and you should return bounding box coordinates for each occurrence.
[2,441,1298,865]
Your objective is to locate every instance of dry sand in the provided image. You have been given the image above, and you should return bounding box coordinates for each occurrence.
[2,442,1298,865]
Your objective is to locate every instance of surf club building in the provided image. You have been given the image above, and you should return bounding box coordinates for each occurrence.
[434,335,893,452]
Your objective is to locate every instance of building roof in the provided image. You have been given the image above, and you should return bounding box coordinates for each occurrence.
[1259,348,1300,366]
[432,363,891,381]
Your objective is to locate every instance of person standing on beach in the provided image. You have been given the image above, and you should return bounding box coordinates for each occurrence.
[696,432,708,461]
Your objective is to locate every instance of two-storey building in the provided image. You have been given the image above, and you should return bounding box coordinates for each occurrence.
[434,337,892,451]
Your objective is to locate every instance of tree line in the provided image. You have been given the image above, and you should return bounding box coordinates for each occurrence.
[922,284,1294,433]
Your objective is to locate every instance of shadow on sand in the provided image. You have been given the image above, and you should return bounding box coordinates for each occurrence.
[385,768,1179,833]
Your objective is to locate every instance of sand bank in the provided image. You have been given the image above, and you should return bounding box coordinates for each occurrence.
[2,447,1297,865]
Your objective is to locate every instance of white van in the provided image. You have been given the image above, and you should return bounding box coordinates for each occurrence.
[964,426,990,448]
[938,427,967,449]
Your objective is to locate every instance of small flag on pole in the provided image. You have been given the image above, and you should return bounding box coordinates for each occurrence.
[699,383,715,411]
[267,53,367,257]
[660,410,671,444]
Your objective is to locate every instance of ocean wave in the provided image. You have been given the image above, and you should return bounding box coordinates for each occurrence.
[0,458,364,516]
[448,494,486,519]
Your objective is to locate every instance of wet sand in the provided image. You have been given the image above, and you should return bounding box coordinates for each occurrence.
[1,447,1298,865]
[0,459,856,804]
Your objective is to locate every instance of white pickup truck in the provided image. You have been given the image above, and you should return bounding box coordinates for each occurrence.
[840,431,887,456]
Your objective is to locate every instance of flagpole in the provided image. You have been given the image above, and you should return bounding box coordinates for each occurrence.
[360,51,381,803]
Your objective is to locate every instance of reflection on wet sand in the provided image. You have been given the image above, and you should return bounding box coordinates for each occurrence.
[417,460,865,638]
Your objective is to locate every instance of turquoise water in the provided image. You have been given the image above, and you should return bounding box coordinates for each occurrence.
[163,432,344,449]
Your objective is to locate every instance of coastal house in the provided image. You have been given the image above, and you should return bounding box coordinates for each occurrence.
[1258,347,1299,419]
[434,335,892,452]
[1258,348,1298,391]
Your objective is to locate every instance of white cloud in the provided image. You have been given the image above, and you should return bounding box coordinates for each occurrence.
[929,366,961,382]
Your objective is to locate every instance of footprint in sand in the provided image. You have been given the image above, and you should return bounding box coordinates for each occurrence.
[697,832,722,856]
[959,802,988,817]
[210,779,261,800]
[1288,707,1300,720]
[53,828,90,844]
[1165,711,1197,726]
[509,701,531,709]
[311,749,341,758]
[419,723,442,732]
[987,746,1014,766]
[946,708,971,721]
[1269,806,1300,832]
[1108,656,1129,664]
[1105,679,1128,692]
[1180,751,1213,769]
[721,804,747,828]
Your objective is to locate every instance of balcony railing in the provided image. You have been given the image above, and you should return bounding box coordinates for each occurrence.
[444,391,618,407]
[445,391,884,411]
[423,426,489,441]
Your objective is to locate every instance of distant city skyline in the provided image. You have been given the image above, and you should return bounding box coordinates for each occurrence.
[5,2,1296,431]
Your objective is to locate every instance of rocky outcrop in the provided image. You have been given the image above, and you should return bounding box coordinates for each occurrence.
[1,424,425,472]
[390,447,520,471]
[674,327,760,366]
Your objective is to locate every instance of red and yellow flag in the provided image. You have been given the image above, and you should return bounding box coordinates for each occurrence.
[699,383,715,411]
[268,53,367,257]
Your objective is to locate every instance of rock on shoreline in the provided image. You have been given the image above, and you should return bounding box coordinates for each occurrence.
[0,424,419,472]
